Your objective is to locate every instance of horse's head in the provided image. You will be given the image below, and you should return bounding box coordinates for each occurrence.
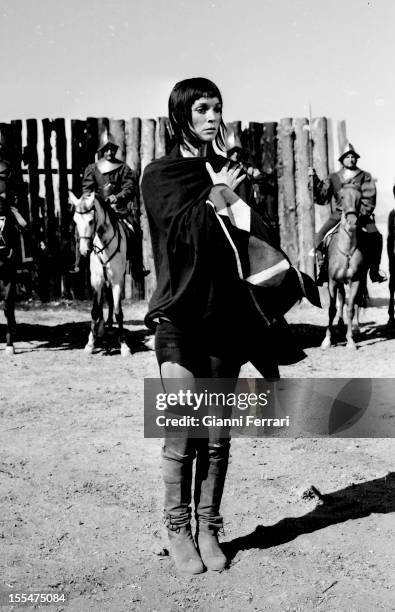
[339,183,362,231]
[69,192,96,256]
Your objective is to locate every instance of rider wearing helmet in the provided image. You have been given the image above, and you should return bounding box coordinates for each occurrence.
[311,142,386,285]
[71,131,149,281]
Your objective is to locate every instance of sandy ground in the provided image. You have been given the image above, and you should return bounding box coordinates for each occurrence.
[1,278,395,612]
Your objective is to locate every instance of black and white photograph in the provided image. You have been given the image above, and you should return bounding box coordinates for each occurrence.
[1,1,394,610]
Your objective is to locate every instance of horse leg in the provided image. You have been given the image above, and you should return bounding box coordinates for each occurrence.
[345,282,360,350]
[321,279,337,349]
[336,284,346,333]
[85,285,104,353]
[388,268,395,327]
[3,276,16,356]
[112,283,131,357]
[106,283,114,329]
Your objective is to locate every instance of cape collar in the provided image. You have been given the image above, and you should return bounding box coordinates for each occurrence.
[96,158,123,174]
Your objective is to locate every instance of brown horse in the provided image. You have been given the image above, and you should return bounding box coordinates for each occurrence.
[321,184,368,350]
[0,199,18,355]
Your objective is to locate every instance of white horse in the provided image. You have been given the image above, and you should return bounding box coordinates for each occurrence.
[69,192,131,357]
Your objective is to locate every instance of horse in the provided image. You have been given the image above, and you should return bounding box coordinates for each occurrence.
[0,198,18,355]
[321,184,368,350]
[69,192,131,357]
[387,208,395,327]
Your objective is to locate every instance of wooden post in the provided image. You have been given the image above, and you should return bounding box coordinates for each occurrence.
[25,120,40,251]
[86,117,99,164]
[311,117,331,227]
[293,117,315,277]
[277,118,298,265]
[71,120,86,196]
[247,122,263,168]
[326,118,335,173]
[337,120,347,161]
[54,118,72,296]
[140,119,156,300]
[126,118,143,300]
[261,122,278,239]
[155,117,170,159]
[71,119,90,298]
[126,118,141,174]
[10,120,30,224]
[109,119,126,161]
[42,118,60,297]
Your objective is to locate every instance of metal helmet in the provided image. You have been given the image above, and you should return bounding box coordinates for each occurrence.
[97,131,119,153]
[338,142,360,163]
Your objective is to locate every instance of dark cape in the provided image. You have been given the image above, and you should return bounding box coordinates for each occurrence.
[141,148,320,366]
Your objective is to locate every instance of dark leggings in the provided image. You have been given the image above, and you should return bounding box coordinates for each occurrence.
[155,319,239,527]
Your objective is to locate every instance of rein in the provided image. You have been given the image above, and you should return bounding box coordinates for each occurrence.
[75,199,123,266]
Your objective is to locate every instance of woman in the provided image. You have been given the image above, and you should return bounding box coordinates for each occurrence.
[142,78,318,575]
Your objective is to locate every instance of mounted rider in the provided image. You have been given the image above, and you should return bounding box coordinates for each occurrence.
[71,131,149,281]
[311,142,386,285]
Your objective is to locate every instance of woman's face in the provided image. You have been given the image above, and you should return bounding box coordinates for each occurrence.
[190,96,222,143]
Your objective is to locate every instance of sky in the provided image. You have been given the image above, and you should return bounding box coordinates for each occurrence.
[1,0,395,212]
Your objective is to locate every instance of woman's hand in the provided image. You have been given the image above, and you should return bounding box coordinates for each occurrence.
[206,161,246,191]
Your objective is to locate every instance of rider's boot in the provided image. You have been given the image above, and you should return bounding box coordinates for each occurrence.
[194,439,229,571]
[368,232,387,283]
[163,443,204,575]
[315,248,327,286]
[69,241,81,274]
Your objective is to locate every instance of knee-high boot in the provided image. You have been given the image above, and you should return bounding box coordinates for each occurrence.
[368,232,387,283]
[162,443,204,575]
[194,439,230,571]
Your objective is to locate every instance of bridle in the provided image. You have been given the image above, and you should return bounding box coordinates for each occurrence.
[74,198,122,266]
[337,209,359,261]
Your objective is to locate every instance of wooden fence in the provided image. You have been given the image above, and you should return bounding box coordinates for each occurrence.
[0,116,346,301]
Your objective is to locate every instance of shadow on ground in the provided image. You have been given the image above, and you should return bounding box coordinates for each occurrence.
[0,321,152,353]
[289,322,395,349]
[223,472,395,561]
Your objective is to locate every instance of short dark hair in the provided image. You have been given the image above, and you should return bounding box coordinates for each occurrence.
[168,77,227,151]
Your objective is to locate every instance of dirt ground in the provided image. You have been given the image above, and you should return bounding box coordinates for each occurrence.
[1,278,394,612]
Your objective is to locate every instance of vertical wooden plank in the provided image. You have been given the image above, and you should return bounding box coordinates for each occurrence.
[293,117,315,277]
[155,117,170,159]
[126,118,143,301]
[126,118,141,174]
[86,117,99,164]
[311,117,331,227]
[337,119,348,160]
[247,122,263,168]
[109,119,126,160]
[25,120,40,251]
[71,119,90,298]
[42,118,60,297]
[54,118,72,296]
[277,118,298,265]
[10,120,30,224]
[71,119,86,196]
[326,117,335,173]
[25,120,48,300]
[140,119,156,300]
[261,121,279,239]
